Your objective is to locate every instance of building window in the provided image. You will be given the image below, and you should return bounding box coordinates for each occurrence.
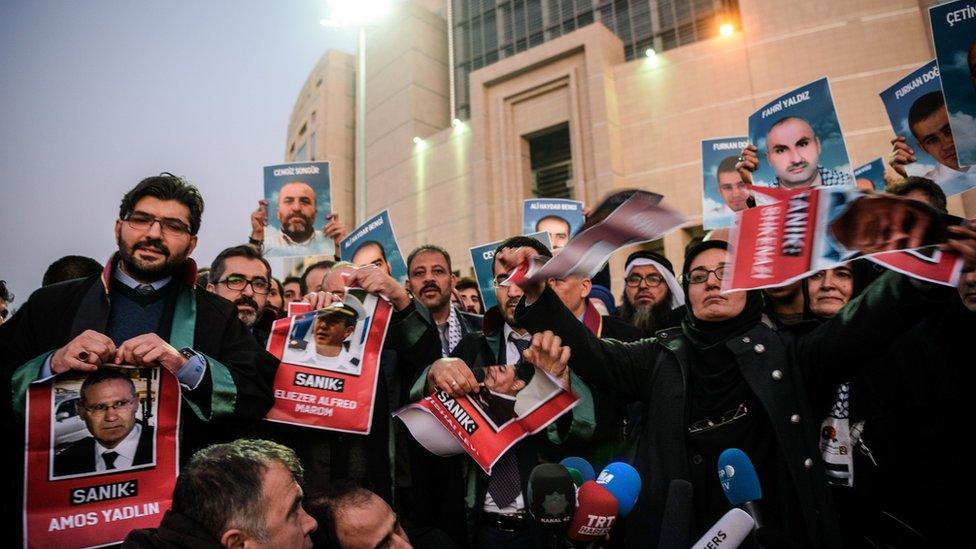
[451,0,739,119]
[527,124,573,199]
[309,132,316,161]
[294,142,308,162]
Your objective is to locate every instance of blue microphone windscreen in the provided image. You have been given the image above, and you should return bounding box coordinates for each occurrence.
[560,457,595,482]
[717,448,762,505]
[595,462,642,516]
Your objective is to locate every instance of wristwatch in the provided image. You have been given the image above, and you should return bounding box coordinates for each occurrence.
[178,347,197,361]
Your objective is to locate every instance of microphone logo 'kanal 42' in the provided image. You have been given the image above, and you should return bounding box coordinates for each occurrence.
[541,492,570,518]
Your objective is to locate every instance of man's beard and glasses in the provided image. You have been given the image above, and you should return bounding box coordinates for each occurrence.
[206,246,273,328]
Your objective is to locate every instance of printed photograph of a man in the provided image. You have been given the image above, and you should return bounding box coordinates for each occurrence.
[828,195,946,257]
[282,298,368,376]
[763,116,853,189]
[52,368,155,478]
[259,161,337,258]
[535,215,571,250]
[716,156,751,211]
[929,3,976,167]
[468,362,561,432]
[351,240,391,275]
[743,78,855,190]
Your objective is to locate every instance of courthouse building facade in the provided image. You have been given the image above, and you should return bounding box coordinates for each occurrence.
[284,0,975,282]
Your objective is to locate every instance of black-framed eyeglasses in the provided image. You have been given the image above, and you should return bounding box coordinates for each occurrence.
[684,266,727,285]
[125,212,192,236]
[81,397,137,415]
[625,273,665,288]
[218,275,271,294]
[491,275,512,288]
[688,403,748,434]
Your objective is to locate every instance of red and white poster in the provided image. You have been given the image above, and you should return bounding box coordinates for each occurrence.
[726,186,959,290]
[24,366,180,548]
[265,288,391,434]
[394,365,579,474]
[508,190,688,286]
[869,248,965,287]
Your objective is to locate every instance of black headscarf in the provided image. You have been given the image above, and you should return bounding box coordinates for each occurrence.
[680,240,764,351]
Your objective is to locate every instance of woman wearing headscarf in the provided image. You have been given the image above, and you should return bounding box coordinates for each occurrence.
[505,240,960,548]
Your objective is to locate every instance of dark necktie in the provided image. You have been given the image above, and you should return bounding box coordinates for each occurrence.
[135,283,155,296]
[508,333,530,364]
[485,333,532,509]
[103,451,120,470]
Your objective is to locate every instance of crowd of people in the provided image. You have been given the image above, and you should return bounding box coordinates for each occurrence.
[0,133,974,549]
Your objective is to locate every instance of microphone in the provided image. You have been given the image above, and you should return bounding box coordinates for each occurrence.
[717,448,763,529]
[559,456,595,482]
[566,481,619,542]
[595,462,641,517]
[657,479,693,549]
[690,508,755,549]
[526,463,577,533]
[565,467,584,487]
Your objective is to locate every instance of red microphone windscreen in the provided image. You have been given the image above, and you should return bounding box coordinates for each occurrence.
[567,481,620,541]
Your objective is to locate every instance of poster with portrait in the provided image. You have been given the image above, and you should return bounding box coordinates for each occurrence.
[339,210,408,283]
[265,290,391,434]
[880,61,976,196]
[930,1,976,167]
[24,366,180,547]
[869,247,966,287]
[469,232,551,312]
[853,158,887,191]
[522,199,585,249]
[262,161,334,259]
[726,186,960,290]
[508,191,688,286]
[702,137,752,229]
[394,365,579,474]
[748,77,854,189]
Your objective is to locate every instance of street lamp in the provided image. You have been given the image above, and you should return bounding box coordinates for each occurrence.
[321,0,394,224]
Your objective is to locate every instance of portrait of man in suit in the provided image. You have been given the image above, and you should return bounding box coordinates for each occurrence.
[53,368,154,477]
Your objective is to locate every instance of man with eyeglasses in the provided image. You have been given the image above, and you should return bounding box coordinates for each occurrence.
[408,236,596,548]
[207,244,275,343]
[53,368,153,476]
[616,251,685,336]
[0,174,276,538]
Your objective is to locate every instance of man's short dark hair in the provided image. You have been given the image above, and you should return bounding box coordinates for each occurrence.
[284,276,301,287]
[907,91,946,141]
[306,480,375,549]
[209,245,272,285]
[456,277,479,292]
[888,176,948,213]
[300,260,336,294]
[535,215,571,234]
[79,368,136,404]
[42,255,103,287]
[492,236,552,276]
[353,241,387,261]
[172,439,305,543]
[119,173,205,235]
[407,244,452,272]
[0,280,14,303]
[716,155,740,180]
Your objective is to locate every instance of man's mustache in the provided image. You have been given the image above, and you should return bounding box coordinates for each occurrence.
[421,283,441,294]
[134,239,169,257]
[234,295,260,310]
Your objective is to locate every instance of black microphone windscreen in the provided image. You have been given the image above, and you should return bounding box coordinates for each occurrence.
[527,463,577,532]
[658,479,693,549]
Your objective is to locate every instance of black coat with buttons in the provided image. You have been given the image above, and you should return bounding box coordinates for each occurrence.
[515,271,953,548]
